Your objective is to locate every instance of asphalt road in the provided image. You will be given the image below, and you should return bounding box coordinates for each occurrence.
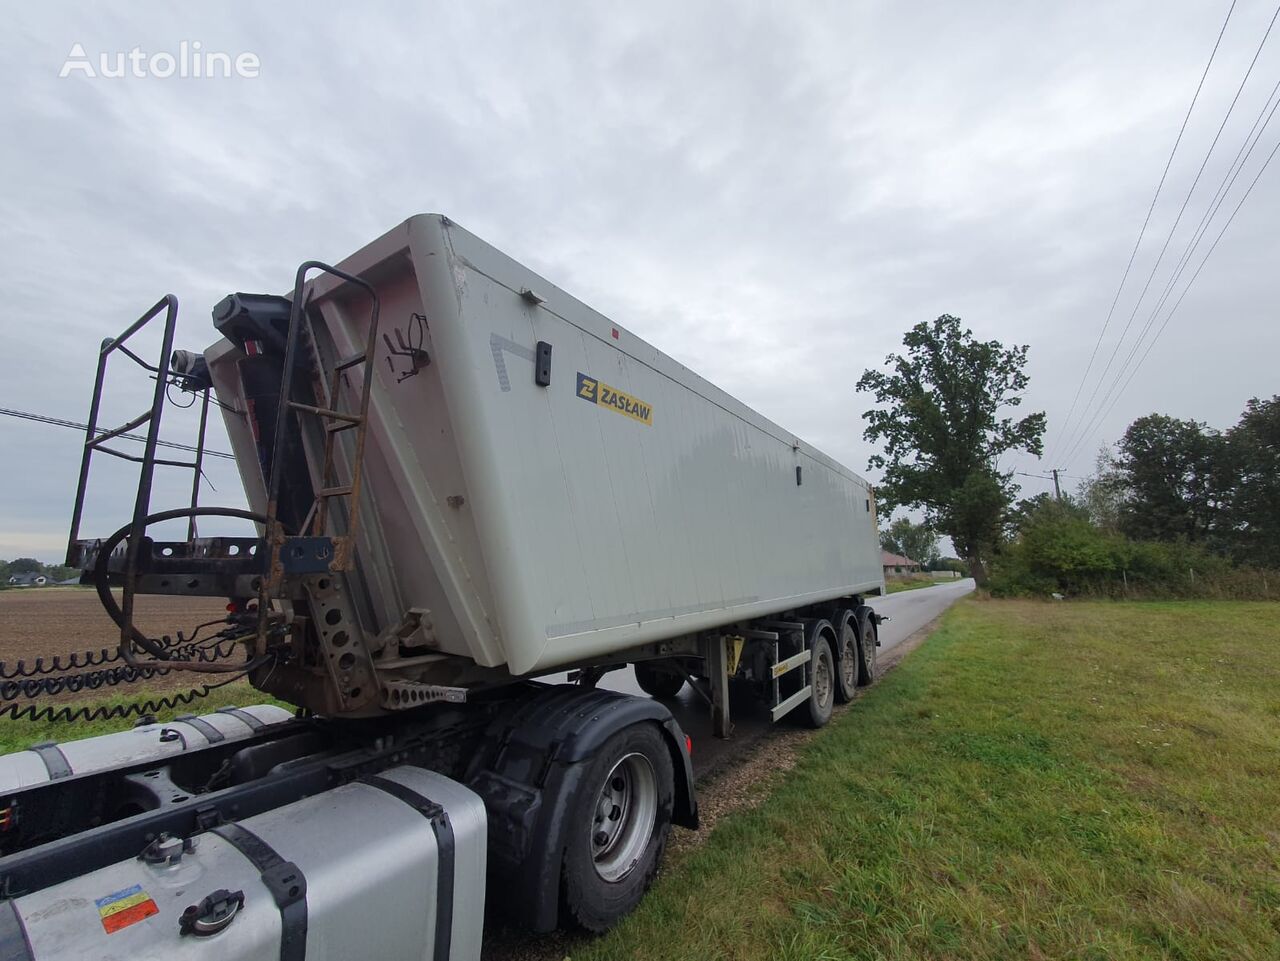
[555,579,977,778]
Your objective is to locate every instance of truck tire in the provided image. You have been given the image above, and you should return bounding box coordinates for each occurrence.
[834,611,859,703]
[634,662,685,700]
[561,723,674,932]
[804,632,836,728]
[856,613,877,686]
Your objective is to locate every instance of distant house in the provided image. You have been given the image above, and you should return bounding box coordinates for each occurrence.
[6,572,49,587]
[881,551,921,576]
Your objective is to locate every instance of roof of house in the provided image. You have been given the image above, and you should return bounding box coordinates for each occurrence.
[880,551,920,567]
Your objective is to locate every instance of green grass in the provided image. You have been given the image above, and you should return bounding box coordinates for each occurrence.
[0,682,286,754]
[577,599,1280,961]
[886,577,939,594]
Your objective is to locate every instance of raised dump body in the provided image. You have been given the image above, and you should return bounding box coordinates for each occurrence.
[9,214,887,952]
[206,214,883,682]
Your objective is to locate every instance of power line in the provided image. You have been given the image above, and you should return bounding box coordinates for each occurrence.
[0,406,236,460]
[1047,0,1238,465]
[1059,128,1280,466]
[1071,81,1280,451]
[1054,1,1280,465]
[1154,77,1280,308]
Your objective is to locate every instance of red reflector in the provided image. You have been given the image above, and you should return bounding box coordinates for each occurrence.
[611,327,620,340]
[685,735,692,756]
[226,602,238,613]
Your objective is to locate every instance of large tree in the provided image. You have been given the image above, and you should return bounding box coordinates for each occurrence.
[858,314,1045,586]
[879,516,940,567]
[1114,414,1226,545]
[1224,395,1280,567]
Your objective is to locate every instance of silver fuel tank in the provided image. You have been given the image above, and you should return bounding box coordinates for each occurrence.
[5,765,487,961]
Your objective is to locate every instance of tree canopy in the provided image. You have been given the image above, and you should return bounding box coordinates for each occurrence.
[1224,396,1280,568]
[879,516,940,567]
[1114,414,1225,545]
[858,314,1045,585]
[1074,397,1279,568]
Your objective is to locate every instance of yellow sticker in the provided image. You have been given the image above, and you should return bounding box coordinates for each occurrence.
[576,372,653,425]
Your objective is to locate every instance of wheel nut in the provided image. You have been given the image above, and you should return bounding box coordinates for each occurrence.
[594,831,609,846]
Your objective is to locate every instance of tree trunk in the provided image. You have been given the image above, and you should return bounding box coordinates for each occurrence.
[966,552,989,588]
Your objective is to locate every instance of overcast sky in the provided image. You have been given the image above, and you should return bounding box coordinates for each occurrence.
[1,1,1277,561]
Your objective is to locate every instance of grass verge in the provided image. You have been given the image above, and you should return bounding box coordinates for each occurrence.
[576,599,1280,961]
[886,576,938,594]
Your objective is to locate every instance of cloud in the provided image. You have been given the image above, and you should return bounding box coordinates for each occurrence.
[1,0,1277,558]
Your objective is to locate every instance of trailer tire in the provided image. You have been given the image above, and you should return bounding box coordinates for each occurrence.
[833,611,859,703]
[805,632,836,728]
[856,613,877,686]
[561,722,674,932]
[634,663,685,700]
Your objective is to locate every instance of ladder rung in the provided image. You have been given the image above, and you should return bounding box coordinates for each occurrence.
[87,409,154,448]
[326,420,359,433]
[287,401,362,423]
[319,486,353,497]
[334,352,367,372]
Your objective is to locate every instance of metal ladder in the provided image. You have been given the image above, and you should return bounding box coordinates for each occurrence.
[255,261,382,644]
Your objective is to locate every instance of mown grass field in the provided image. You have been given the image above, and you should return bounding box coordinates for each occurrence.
[577,599,1280,961]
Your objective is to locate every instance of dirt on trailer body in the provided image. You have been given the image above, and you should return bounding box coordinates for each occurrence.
[0,588,233,692]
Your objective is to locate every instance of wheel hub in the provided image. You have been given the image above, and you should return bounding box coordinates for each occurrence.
[591,752,657,882]
[841,626,857,690]
[814,647,832,707]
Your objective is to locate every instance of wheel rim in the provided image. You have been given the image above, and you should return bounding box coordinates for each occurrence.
[863,625,876,675]
[814,645,833,709]
[591,752,658,882]
[840,626,857,691]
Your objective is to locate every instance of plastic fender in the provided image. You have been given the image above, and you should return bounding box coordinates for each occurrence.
[465,685,697,931]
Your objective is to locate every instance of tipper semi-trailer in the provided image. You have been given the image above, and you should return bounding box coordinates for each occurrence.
[0,214,886,959]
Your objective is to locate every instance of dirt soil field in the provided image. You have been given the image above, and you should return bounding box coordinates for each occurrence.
[0,588,229,690]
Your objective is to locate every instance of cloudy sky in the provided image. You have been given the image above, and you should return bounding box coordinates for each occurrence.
[1,1,1276,561]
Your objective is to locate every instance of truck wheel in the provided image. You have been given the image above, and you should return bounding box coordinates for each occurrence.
[561,723,674,931]
[856,614,877,686]
[634,663,685,700]
[834,613,859,703]
[805,633,836,728]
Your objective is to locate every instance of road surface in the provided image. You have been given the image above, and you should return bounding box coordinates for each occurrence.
[553,579,976,778]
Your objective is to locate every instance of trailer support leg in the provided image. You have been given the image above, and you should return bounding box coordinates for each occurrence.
[706,636,733,739]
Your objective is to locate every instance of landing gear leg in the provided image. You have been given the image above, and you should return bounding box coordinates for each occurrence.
[705,635,733,739]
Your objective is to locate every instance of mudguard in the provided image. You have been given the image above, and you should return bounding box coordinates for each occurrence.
[464,684,697,932]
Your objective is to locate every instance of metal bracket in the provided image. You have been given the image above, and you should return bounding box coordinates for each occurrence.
[379,679,467,710]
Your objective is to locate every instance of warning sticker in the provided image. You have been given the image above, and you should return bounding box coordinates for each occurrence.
[95,883,158,934]
[575,372,653,426]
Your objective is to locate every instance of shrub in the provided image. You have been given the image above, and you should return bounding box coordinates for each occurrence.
[990,505,1279,599]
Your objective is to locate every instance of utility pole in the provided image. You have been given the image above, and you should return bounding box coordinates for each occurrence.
[1051,469,1062,501]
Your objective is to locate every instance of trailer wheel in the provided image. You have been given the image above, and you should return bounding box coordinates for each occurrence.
[634,662,686,700]
[834,613,859,703]
[804,633,836,728]
[561,723,674,932]
[856,613,877,686]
